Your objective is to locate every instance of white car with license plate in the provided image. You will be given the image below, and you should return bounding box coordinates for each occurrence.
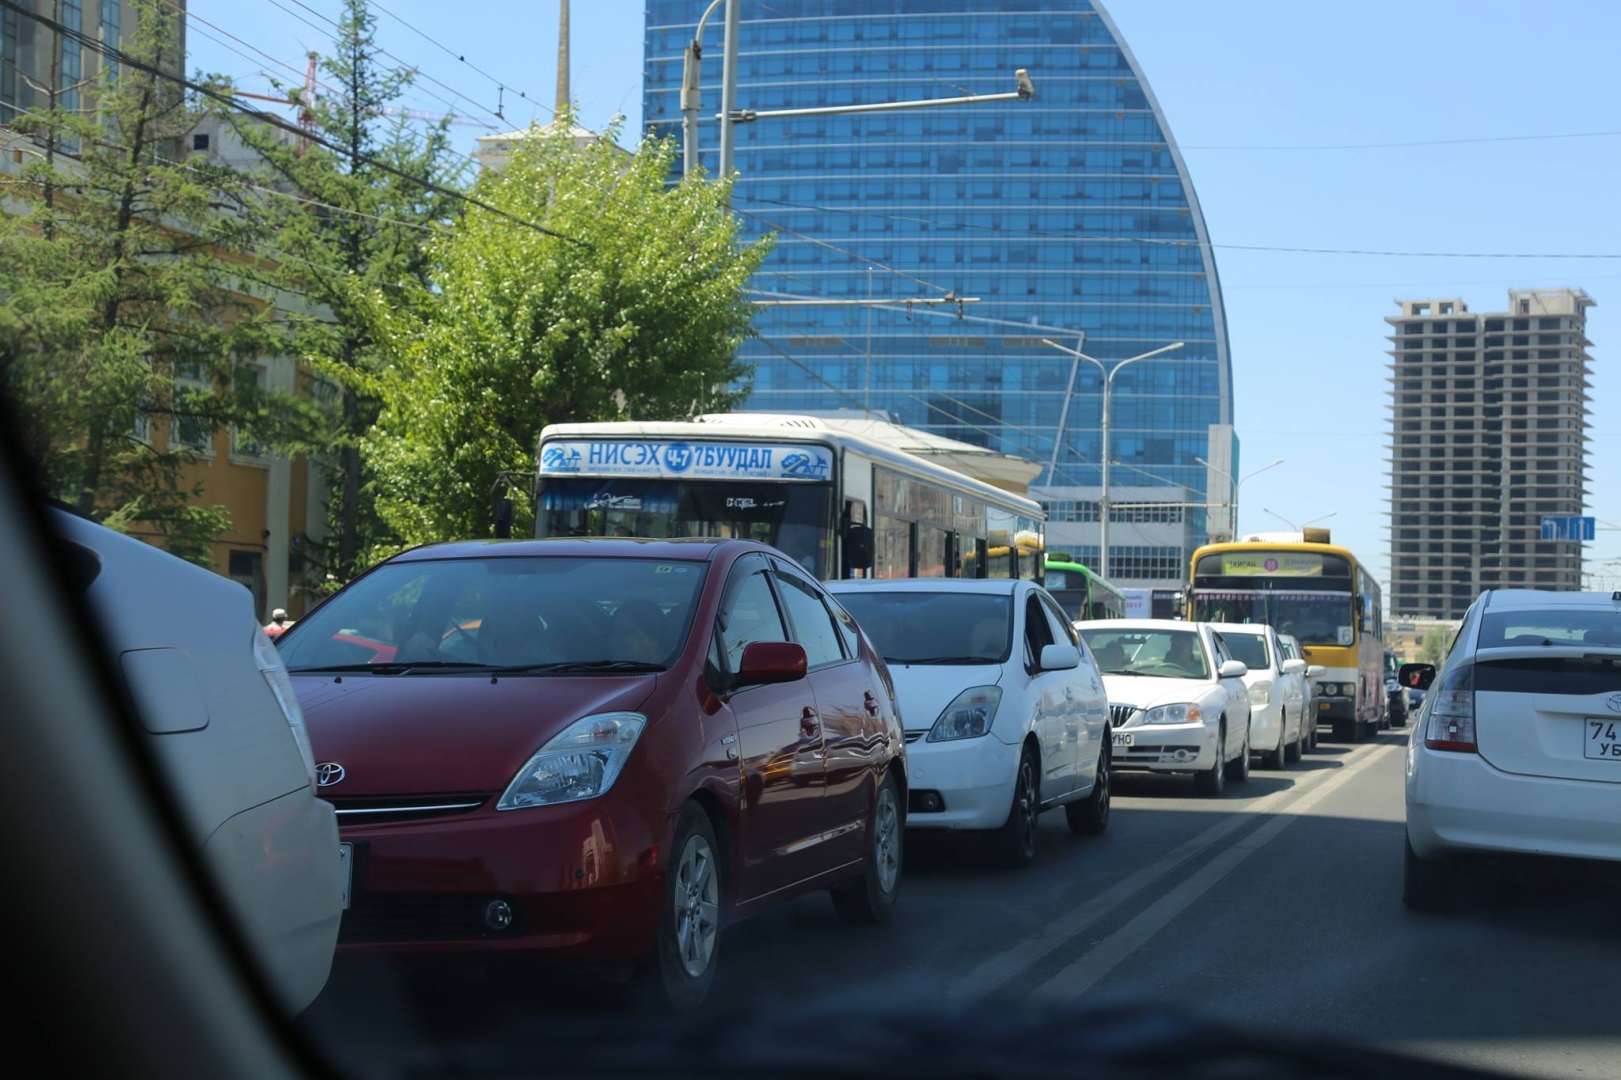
[828,579,1111,868]
[1403,589,1621,910]
[1078,620,1254,797]
[49,507,344,1013]
[1209,623,1309,769]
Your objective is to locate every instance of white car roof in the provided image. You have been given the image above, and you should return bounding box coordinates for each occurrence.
[1482,589,1621,610]
[1077,618,1203,633]
[1204,622,1275,638]
[825,578,1023,596]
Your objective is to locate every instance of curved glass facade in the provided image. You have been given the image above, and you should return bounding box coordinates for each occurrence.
[643,1,1235,583]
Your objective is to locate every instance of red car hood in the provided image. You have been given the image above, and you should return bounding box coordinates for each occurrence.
[294,673,660,797]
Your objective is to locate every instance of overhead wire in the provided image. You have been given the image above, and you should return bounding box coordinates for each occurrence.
[364,0,545,123]
[0,0,586,246]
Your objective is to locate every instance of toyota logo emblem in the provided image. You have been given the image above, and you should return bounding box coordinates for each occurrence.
[315,762,346,787]
[1607,694,1621,715]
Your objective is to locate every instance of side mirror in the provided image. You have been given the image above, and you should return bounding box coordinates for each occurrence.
[1039,643,1080,671]
[1281,658,1308,675]
[735,641,808,688]
[1399,662,1436,691]
[843,522,874,572]
[1219,660,1249,679]
[1306,664,1326,678]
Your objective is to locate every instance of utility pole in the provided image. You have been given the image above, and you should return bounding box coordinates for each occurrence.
[554,0,569,115]
[1046,332,1086,485]
[717,0,741,180]
[864,266,873,415]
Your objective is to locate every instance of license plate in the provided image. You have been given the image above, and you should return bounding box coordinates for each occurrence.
[1584,720,1621,761]
[338,843,352,910]
[1112,732,1134,747]
[1319,700,1331,711]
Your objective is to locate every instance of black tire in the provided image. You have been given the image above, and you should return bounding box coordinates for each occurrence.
[993,746,1040,868]
[1225,723,1251,783]
[832,773,903,925]
[649,803,723,1012]
[1403,835,1456,913]
[1066,746,1110,836]
[1286,713,1304,763]
[1262,716,1289,770]
[1194,723,1228,796]
[1305,714,1318,752]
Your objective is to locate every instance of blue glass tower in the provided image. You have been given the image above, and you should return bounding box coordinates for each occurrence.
[642,1,1235,585]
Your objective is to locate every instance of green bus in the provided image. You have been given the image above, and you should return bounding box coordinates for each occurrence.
[1043,555,1127,622]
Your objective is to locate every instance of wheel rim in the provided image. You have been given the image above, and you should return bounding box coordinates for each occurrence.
[673,834,719,979]
[873,785,900,893]
[1016,758,1036,851]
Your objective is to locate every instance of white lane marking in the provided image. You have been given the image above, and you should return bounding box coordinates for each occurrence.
[946,741,1394,1001]
[1031,741,1400,1003]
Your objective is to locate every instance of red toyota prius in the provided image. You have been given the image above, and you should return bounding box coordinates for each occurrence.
[278,538,906,1009]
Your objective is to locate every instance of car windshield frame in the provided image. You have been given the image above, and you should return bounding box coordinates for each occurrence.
[278,555,710,675]
[830,589,1014,665]
[1080,627,1212,681]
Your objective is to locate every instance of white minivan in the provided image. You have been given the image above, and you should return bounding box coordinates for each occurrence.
[1403,589,1621,910]
[828,579,1111,868]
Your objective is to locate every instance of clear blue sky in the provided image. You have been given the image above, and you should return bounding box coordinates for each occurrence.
[190,1,1619,596]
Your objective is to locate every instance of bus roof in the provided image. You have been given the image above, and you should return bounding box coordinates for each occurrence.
[1191,539,1360,564]
[1044,556,1126,599]
[539,414,1045,516]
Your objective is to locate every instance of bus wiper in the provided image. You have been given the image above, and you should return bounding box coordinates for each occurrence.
[493,660,667,674]
[288,661,491,674]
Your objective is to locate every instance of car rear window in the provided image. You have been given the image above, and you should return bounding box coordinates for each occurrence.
[279,556,708,672]
[1081,628,1210,680]
[1478,609,1621,650]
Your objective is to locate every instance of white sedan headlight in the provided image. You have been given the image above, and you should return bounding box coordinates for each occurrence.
[1249,683,1271,708]
[1145,703,1203,725]
[498,713,646,810]
[253,629,316,788]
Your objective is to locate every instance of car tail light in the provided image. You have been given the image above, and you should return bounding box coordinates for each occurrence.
[1424,664,1476,753]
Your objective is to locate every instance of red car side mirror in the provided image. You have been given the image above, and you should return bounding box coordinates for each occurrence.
[736,641,808,687]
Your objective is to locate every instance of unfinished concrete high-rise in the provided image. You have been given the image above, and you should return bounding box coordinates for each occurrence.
[1386,289,1595,619]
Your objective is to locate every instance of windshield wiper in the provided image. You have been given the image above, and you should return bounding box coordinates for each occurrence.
[492,659,666,675]
[287,661,491,674]
[887,655,999,665]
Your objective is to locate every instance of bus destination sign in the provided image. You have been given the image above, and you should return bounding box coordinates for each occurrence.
[1219,553,1324,577]
[540,440,834,482]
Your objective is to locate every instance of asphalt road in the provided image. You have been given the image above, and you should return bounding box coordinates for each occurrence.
[304,727,1621,1078]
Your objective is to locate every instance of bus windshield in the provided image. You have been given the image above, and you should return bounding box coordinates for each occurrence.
[539,478,834,578]
[1190,550,1356,646]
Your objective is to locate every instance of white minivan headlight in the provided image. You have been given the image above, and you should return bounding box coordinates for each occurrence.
[498,713,647,810]
[254,629,316,787]
[927,686,1002,742]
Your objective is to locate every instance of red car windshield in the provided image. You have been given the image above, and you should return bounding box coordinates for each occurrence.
[279,556,708,673]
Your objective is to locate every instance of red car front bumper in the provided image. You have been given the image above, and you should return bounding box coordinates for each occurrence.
[337,795,666,963]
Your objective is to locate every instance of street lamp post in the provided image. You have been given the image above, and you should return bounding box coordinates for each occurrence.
[683,0,1035,183]
[1042,339,1185,580]
[1194,456,1284,541]
[1264,509,1337,532]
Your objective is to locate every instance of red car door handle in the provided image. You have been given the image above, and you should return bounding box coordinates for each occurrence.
[863,692,880,716]
[801,707,820,734]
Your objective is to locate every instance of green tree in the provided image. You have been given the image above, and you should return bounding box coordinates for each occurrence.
[0,0,323,563]
[1418,625,1452,665]
[229,0,466,584]
[364,117,770,548]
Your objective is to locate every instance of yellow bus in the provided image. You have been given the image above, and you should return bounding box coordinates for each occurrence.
[1187,530,1385,740]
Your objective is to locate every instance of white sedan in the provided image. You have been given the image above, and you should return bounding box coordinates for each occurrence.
[50,508,344,1013]
[1209,623,1309,768]
[829,579,1111,868]
[1404,589,1621,910]
[1078,620,1253,797]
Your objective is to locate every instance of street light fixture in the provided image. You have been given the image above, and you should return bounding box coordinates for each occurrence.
[1041,339,1185,580]
[1194,456,1284,540]
[682,1,1036,181]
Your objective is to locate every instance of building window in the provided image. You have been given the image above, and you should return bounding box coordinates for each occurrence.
[231,365,267,458]
[1,6,17,122]
[172,357,214,451]
[227,550,265,618]
[100,0,121,87]
[59,0,84,152]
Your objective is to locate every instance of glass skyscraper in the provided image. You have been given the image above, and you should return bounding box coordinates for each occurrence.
[642,1,1235,585]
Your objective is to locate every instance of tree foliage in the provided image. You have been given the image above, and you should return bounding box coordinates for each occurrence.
[0,0,323,563]
[1418,625,1453,665]
[229,0,466,584]
[364,117,770,548]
